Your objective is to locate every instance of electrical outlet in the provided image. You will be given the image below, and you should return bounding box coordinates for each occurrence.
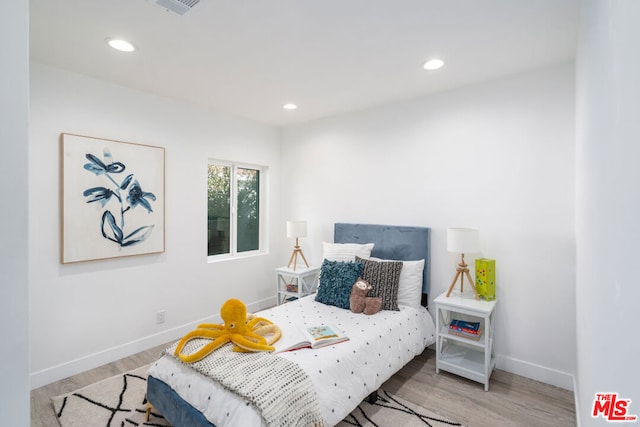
[156,310,166,324]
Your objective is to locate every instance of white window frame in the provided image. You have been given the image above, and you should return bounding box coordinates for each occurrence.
[207,159,266,261]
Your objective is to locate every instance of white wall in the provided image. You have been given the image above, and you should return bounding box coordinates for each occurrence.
[0,0,30,423]
[29,63,283,388]
[282,63,576,389]
[576,1,640,425]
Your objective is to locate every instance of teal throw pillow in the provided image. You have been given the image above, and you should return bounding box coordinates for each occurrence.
[315,259,363,309]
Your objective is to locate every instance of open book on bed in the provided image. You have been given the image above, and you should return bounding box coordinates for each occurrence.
[275,323,349,353]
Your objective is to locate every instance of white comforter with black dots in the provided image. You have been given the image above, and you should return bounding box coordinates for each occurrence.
[147,294,435,427]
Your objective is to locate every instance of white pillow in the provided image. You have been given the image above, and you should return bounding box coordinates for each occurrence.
[322,242,374,262]
[371,257,425,309]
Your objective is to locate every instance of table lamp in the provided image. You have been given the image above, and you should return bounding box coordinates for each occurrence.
[286,221,309,271]
[446,227,480,299]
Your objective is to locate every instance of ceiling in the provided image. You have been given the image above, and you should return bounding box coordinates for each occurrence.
[29,0,580,127]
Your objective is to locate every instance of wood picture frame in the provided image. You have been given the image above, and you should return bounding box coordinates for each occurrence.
[60,133,165,263]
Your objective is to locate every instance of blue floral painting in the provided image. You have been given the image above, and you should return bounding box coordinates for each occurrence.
[83,150,156,247]
[61,134,165,263]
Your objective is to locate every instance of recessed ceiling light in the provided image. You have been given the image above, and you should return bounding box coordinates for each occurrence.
[423,58,444,70]
[283,103,297,110]
[106,38,136,52]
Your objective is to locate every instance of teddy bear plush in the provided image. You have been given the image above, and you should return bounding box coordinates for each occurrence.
[349,277,382,315]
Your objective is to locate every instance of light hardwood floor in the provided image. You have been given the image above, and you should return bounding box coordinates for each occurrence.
[31,345,576,426]
[385,350,576,427]
[30,342,168,427]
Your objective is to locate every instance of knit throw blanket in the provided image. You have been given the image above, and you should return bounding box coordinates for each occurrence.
[165,339,324,427]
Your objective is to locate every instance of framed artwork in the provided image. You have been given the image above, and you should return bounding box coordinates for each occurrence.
[61,133,165,263]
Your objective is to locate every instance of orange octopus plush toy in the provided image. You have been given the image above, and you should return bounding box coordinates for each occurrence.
[174,298,281,363]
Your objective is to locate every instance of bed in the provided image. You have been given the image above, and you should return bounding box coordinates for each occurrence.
[146,223,434,426]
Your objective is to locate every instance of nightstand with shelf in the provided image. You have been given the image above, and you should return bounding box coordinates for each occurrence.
[434,291,497,391]
[276,266,321,305]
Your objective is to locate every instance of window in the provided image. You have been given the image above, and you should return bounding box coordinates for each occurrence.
[207,161,264,258]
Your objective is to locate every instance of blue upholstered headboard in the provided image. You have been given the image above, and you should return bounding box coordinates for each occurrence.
[334,223,431,298]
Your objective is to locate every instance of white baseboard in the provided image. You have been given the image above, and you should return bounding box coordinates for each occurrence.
[30,296,277,390]
[496,354,575,391]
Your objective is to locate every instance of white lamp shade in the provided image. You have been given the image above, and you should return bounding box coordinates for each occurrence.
[286,221,307,238]
[447,227,480,253]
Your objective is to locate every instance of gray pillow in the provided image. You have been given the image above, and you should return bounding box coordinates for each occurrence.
[356,256,403,311]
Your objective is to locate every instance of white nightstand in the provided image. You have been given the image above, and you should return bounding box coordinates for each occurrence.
[276,266,321,305]
[434,291,497,391]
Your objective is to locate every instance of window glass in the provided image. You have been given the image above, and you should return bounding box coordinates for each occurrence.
[207,164,230,256]
[207,162,262,257]
[237,167,260,252]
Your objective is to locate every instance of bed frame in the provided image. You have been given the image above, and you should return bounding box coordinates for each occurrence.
[146,223,431,426]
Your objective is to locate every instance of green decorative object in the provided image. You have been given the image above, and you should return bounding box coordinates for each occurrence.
[475,258,496,301]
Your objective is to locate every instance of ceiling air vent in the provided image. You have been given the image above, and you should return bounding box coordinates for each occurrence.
[156,0,200,15]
